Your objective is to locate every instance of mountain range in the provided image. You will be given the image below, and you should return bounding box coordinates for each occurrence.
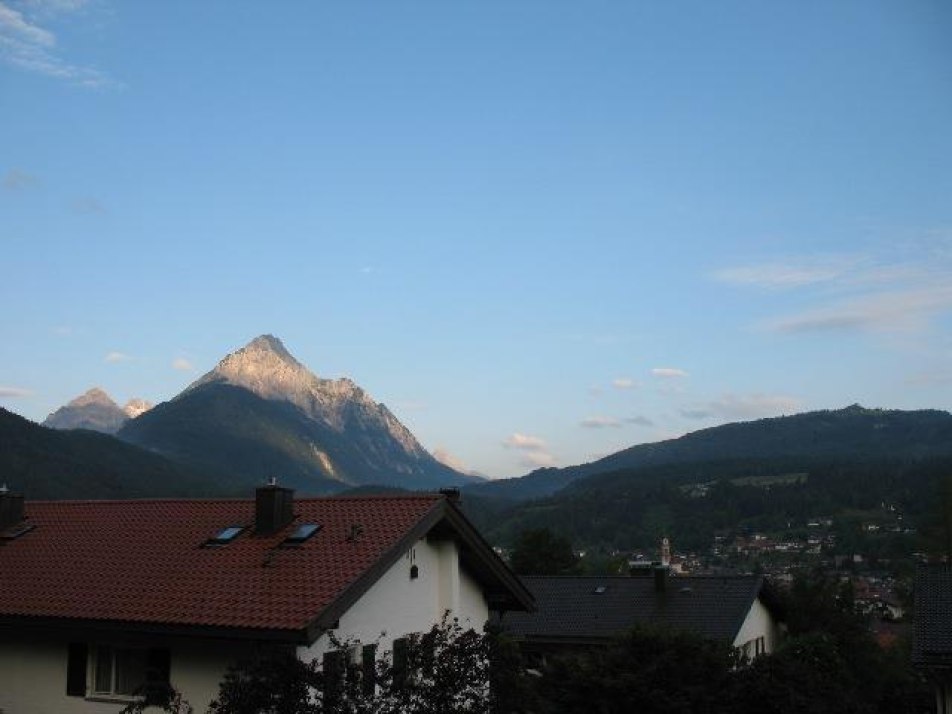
[17,335,474,497]
[5,335,951,550]
[466,404,952,502]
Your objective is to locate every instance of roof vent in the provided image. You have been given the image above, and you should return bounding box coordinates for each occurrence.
[255,482,294,536]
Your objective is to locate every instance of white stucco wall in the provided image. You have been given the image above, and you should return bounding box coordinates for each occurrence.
[0,633,255,714]
[298,535,490,663]
[732,596,780,658]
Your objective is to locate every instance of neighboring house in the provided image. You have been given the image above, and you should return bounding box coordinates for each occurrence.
[0,485,532,713]
[502,568,783,664]
[913,564,952,714]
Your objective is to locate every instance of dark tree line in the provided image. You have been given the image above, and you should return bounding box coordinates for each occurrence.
[128,570,932,714]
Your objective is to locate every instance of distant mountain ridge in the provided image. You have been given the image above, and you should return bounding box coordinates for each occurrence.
[118,335,477,494]
[468,405,952,502]
[0,407,222,499]
[43,387,152,434]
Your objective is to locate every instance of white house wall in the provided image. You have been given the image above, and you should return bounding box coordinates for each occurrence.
[298,536,490,663]
[0,632,256,714]
[732,596,780,657]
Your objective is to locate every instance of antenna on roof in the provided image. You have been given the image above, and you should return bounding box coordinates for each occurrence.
[268,476,277,487]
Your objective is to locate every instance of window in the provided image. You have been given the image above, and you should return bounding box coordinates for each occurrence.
[282,522,321,546]
[205,525,245,546]
[93,646,149,697]
[0,522,34,540]
[69,645,170,701]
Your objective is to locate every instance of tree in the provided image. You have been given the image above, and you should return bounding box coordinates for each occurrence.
[534,625,735,714]
[207,615,506,714]
[508,528,579,575]
[207,650,322,714]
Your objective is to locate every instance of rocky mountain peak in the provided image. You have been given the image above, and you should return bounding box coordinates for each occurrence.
[243,334,301,365]
[182,335,428,459]
[44,387,128,434]
[123,398,153,419]
[70,387,118,408]
[186,334,316,404]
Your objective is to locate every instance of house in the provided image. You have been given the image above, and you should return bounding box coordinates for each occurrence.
[0,484,533,713]
[913,564,952,714]
[502,567,783,664]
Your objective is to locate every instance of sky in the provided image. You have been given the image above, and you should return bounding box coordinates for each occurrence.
[1,1,951,479]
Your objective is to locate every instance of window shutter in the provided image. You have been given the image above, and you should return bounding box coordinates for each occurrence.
[66,642,88,697]
[392,637,408,690]
[323,649,344,708]
[361,644,377,697]
[144,648,172,705]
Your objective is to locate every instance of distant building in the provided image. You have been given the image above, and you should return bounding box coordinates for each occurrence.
[502,568,784,664]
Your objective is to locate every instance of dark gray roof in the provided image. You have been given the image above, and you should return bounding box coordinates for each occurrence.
[503,574,779,645]
[913,564,952,668]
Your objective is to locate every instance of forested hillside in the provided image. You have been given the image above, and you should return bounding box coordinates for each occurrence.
[0,408,225,499]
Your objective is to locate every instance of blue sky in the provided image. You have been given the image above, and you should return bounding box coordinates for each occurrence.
[2,1,950,479]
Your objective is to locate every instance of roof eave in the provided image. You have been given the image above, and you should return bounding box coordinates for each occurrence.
[0,613,309,644]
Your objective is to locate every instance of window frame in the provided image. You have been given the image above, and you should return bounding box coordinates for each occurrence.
[85,644,170,703]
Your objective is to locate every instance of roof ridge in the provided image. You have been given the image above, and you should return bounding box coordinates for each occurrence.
[27,493,446,505]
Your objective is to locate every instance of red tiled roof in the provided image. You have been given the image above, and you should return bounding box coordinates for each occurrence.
[0,494,443,638]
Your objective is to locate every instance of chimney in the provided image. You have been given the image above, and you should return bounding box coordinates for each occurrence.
[653,563,669,593]
[255,480,294,535]
[0,485,24,532]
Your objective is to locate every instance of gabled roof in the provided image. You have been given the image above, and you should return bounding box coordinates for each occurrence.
[503,574,779,645]
[913,564,952,669]
[0,493,532,643]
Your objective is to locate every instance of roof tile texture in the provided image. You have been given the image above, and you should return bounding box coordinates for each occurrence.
[0,495,441,634]
[913,564,952,667]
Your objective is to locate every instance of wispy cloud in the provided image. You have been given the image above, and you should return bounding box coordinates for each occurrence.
[2,168,38,191]
[717,247,952,337]
[503,432,546,450]
[713,256,856,290]
[652,367,688,379]
[104,351,131,363]
[680,393,802,421]
[0,0,116,88]
[765,284,952,335]
[432,447,484,477]
[520,450,557,468]
[171,357,194,372]
[0,385,32,398]
[503,432,556,469]
[612,377,637,390]
[580,415,622,428]
[625,415,654,427]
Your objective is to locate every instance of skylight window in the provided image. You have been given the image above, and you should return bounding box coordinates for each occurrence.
[0,523,34,541]
[205,525,245,546]
[282,522,321,545]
